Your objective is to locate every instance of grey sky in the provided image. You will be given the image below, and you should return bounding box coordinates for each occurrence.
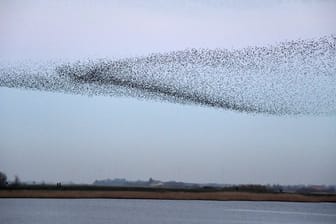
[0,0,335,185]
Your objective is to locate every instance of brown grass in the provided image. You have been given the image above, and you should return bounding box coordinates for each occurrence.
[1,190,336,202]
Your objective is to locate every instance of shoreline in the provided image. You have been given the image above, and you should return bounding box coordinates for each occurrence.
[1,190,336,202]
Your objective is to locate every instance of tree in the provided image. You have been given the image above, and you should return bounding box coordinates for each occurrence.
[0,171,7,186]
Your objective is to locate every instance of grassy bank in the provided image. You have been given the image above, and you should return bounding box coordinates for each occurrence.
[1,189,335,202]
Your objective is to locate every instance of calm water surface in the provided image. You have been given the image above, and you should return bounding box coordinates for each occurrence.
[0,199,335,224]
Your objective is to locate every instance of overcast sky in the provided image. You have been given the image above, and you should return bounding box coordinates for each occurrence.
[0,0,335,185]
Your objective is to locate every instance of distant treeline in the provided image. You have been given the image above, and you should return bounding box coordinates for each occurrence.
[0,183,276,193]
[92,178,336,194]
[1,183,335,195]
[1,173,335,195]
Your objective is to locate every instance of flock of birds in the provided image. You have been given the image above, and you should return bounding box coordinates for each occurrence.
[0,36,335,115]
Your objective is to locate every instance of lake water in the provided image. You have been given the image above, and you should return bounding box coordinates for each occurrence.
[0,199,335,224]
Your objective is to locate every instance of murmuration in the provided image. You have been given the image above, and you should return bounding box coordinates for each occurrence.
[1,36,335,115]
